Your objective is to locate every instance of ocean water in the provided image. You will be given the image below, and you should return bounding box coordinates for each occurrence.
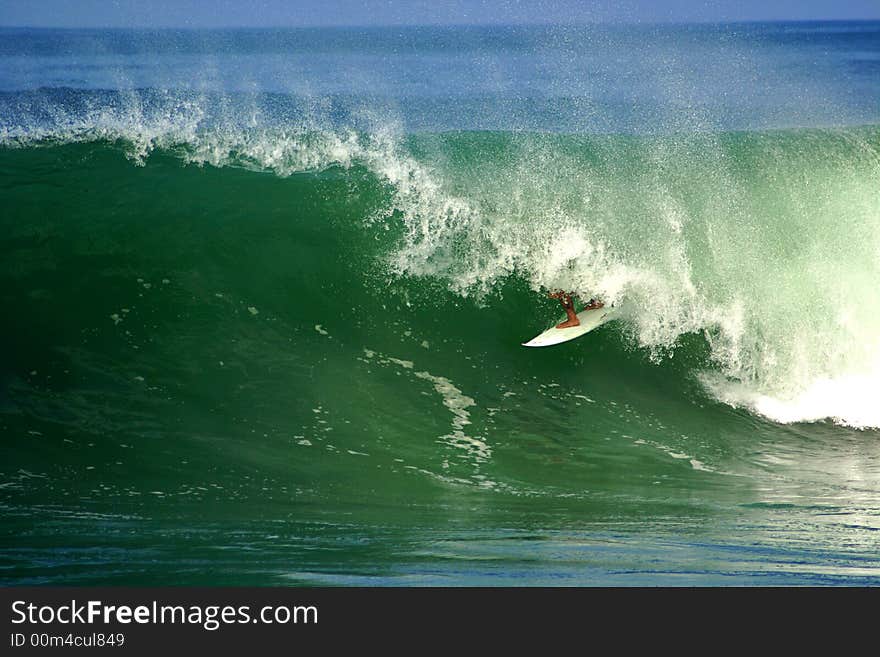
[1,22,880,585]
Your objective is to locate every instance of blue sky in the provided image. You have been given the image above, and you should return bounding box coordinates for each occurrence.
[2,0,879,28]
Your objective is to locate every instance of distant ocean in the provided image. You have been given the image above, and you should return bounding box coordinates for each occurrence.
[2,22,879,584]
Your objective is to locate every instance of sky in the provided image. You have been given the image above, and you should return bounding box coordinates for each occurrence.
[1,0,879,28]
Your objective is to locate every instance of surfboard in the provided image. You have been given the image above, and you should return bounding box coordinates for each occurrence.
[522,305,616,347]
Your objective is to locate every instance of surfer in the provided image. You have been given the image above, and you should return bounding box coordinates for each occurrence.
[548,291,604,328]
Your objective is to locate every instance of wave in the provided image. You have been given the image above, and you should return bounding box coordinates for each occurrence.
[2,89,880,428]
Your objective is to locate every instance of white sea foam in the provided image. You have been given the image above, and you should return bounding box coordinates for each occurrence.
[703,365,880,430]
[363,348,490,461]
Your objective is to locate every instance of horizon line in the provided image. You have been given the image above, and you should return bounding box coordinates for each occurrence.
[1,17,879,31]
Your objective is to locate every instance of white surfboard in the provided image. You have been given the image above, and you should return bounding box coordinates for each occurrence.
[522,305,616,347]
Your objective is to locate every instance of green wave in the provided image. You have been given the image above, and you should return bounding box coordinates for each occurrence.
[2,125,880,437]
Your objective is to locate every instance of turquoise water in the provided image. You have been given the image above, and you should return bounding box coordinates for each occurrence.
[1,22,879,585]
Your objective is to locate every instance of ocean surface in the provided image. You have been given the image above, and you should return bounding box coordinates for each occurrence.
[1,22,879,585]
